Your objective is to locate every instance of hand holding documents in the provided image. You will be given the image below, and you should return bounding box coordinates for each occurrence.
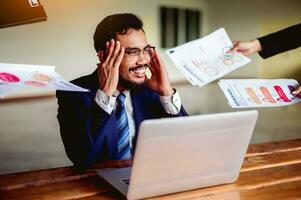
[0,63,88,98]
[166,28,251,87]
[218,79,301,108]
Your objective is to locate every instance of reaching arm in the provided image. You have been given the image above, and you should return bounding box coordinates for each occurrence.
[231,39,262,56]
[231,23,301,58]
[257,23,301,58]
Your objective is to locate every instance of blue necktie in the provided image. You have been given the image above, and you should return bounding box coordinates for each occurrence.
[115,93,131,159]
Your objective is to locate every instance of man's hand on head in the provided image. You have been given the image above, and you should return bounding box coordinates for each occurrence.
[146,48,174,96]
[97,39,124,96]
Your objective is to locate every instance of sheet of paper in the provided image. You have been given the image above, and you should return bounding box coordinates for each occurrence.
[166,28,251,87]
[0,63,89,98]
[218,79,301,108]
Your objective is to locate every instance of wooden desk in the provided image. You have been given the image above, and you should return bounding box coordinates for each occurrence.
[0,139,300,200]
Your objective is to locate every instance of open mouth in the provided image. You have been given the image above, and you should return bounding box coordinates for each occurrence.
[129,66,147,77]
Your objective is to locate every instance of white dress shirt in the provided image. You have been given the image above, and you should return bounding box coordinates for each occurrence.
[94,89,182,148]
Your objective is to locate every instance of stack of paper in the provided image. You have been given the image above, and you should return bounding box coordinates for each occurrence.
[218,79,301,108]
[166,28,251,87]
[0,63,88,98]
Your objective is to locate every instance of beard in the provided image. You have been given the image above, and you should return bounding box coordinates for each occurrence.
[118,73,146,90]
[118,64,148,90]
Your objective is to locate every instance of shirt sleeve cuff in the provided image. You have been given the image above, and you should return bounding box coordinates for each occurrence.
[159,89,182,115]
[94,89,116,114]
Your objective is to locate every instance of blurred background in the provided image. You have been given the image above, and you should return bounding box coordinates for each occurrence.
[0,0,300,174]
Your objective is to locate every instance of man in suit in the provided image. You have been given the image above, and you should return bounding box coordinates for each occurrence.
[231,23,301,94]
[56,13,188,169]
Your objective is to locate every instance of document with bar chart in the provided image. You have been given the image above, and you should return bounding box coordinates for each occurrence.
[166,28,251,87]
[0,63,89,98]
[218,79,301,108]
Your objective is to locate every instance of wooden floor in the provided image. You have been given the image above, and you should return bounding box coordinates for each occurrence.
[0,139,300,200]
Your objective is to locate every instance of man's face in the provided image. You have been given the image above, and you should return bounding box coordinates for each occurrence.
[115,28,152,89]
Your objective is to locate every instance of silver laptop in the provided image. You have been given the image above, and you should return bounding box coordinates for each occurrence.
[98,110,258,200]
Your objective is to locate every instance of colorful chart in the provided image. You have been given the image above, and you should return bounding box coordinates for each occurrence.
[221,46,233,57]
[274,85,291,102]
[220,46,243,66]
[218,79,301,108]
[0,72,20,83]
[32,72,53,82]
[260,87,277,103]
[0,62,89,98]
[25,81,47,87]
[223,58,233,65]
[246,85,293,104]
[245,87,261,104]
[166,28,251,87]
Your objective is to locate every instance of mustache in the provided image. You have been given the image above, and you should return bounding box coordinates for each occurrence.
[129,64,149,71]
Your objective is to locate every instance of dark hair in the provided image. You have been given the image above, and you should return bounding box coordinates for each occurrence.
[93,13,144,52]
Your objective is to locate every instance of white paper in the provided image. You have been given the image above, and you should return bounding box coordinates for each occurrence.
[166,28,251,87]
[0,63,89,98]
[218,79,301,108]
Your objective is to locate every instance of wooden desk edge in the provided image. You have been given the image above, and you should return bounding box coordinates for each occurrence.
[0,139,300,192]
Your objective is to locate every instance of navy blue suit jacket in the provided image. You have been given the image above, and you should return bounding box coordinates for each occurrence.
[56,70,188,168]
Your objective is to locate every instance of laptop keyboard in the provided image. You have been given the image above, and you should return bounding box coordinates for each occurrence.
[122,178,130,185]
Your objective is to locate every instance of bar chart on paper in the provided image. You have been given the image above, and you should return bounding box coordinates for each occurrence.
[0,63,89,98]
[218,79,301,108]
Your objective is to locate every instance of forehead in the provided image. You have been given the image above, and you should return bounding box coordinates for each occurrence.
[115,28,148,48]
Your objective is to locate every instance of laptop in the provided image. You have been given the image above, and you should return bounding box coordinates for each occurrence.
[97,110,258,200]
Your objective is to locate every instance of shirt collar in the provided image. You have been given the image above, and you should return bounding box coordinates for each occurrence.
[113,89,130,98]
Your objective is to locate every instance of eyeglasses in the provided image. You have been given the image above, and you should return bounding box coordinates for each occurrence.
[124,45,155,61]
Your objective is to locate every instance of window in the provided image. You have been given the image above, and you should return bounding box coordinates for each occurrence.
[160,6,201,48]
